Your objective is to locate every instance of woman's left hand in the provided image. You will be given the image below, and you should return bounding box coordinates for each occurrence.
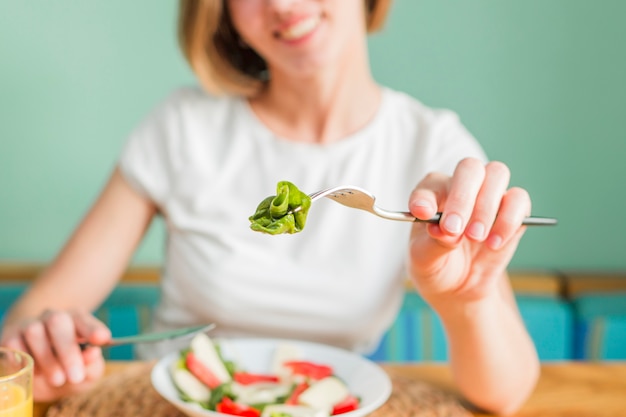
[407,157,531,303]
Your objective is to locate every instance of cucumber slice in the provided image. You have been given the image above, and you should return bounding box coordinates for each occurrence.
[190,333,232,384]
[261,404,329,417]
[272,344,303,378]
[298,377,349,411]
[170,365,211,403]
[232,381,292,405]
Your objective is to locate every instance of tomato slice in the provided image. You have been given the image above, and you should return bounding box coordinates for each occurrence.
[185,351,222,389]
[216,397,261,417]
[332,395,360,415]
[285,381,309,405]
[283,361,333,380]
[233,371,280,385]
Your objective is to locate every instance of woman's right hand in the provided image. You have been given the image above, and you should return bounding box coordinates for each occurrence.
[0,309,112,402]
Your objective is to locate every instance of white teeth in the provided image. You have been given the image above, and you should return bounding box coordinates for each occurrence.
[281,16,320,40]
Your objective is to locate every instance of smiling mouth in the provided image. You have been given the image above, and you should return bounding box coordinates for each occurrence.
[276,15,321,41]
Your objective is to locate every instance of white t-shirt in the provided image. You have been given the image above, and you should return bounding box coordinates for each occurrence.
[118,86,487,359]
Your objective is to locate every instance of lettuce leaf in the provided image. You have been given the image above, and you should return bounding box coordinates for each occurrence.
[249,181,311,235]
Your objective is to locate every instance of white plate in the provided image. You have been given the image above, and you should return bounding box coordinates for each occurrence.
[151,337,392,417]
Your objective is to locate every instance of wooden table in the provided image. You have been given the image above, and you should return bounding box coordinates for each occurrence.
[34,362,626,417]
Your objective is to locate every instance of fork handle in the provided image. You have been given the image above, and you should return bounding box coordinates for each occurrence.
[417,213,557,226]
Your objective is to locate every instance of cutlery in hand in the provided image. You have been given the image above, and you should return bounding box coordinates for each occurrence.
[79,323,216,349]
[295,185,557,226]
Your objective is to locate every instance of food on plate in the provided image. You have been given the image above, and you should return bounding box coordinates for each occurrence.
[169,334,361,417]
[249,181,311,235]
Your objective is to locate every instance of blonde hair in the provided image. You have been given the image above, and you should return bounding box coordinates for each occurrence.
[178,0,393,97]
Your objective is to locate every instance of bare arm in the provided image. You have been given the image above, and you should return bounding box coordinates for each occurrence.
[408,159,540,414]
[428,274,539,415]
[1,167,157,401]
[4,167,156,321]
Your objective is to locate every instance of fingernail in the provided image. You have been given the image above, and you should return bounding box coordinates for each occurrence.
[467,222,485,240]
[488,234,503,250]
[68,366,85,384]
[412,199,432,210]
[443,214,463,234]
[51,370,66,387]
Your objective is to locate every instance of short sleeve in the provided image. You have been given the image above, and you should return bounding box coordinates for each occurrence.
[422,109,488,176]
[117,91,184,209]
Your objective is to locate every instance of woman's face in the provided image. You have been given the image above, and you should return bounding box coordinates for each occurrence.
[227,0,368,79]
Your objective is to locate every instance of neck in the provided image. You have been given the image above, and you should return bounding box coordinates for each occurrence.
[248,40,381,144]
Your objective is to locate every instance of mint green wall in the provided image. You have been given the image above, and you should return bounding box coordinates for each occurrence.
[1,1,625,270]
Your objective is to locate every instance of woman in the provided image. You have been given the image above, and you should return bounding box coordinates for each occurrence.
[1,0,538,414]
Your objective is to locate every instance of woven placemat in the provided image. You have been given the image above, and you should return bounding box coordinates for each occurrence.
[46,362,471,417]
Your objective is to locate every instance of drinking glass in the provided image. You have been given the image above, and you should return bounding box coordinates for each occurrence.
[0,348,33,417]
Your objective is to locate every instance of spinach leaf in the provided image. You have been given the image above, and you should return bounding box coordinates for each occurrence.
[249,181,311,235]
[205,383,234,410]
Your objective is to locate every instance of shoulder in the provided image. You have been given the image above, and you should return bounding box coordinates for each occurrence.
[155,86,242,120]
[118,87,245,203]
[381,87,464,133]
[128,86,249,147]
[378,87,487,174]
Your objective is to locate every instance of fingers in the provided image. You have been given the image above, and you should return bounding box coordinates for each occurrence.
[1,330,28,353]
[440,158,486,236]
[21,316,68,387]
[80,344,106,386]
[486,187,531,250]
[42,310,87,384]
[409,172,449,220]
[409,158,532,299]
[11,309,109,393]
[410,158,530,249]
[73,311,112,345]
[31,349,105,402]
[465,161,511,242]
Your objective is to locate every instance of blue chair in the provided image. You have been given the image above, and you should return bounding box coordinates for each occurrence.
[572,293,626,360]
[366,290,574,362]
[0,283,160,360]
[94,284,160,359]
[0,280,577,362]
[517,295,574,360]
[366,292,447,362]
[0,283,28,324]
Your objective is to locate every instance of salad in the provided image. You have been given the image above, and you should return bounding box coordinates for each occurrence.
[248,181,311,235]
[169,333,361,417]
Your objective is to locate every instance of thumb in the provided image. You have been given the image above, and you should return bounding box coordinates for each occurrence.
[72,311,111,345]
[409,222,464,278]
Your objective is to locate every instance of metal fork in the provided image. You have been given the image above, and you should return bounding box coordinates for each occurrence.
[79,323,216,349]
[297,185,557,226]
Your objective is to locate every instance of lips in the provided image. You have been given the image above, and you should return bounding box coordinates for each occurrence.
[276,15,321,41]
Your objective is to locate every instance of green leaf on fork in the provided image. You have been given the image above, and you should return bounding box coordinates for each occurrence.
[249,181,311,235]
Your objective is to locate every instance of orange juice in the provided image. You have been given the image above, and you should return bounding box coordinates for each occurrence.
[0,348,33,417]
[0,383,32,417]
